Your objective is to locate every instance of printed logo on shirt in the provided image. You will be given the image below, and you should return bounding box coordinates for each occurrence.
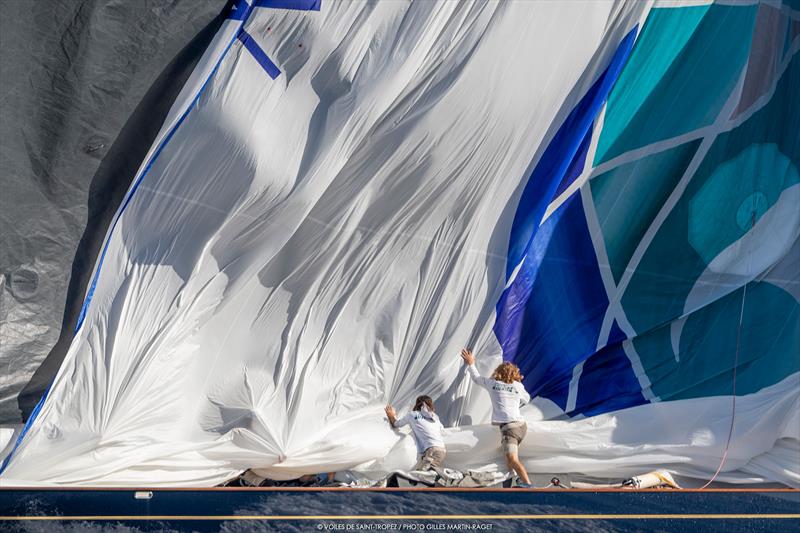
[492,383,516,393]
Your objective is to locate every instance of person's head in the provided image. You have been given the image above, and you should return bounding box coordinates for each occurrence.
[413,395,435,412]
[491,362,523,384]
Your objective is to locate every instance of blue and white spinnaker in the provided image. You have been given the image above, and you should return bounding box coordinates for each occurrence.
[2,0,798,486]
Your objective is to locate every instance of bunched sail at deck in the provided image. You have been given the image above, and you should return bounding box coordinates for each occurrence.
[2,0,798,487]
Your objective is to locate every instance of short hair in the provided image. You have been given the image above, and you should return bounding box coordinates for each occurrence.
[413,395,435,412]
[491,362,523,384]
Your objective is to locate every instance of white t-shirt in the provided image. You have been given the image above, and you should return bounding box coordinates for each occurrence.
[394,409,445,453]
[467,364,530,424]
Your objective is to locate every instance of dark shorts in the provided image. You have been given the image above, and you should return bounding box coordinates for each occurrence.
[414,446,446,471]
[500,421,527,454]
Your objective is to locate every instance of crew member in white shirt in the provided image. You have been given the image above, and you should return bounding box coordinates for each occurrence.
[460,348,532,488]
[385,395,446,472]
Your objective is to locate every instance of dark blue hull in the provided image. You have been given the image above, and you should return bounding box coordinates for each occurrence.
[1,487,798,532]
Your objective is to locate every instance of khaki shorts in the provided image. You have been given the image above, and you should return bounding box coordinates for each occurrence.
[414,446,446,471]
[500,421,527,455]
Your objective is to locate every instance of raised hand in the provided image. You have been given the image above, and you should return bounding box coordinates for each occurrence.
[460,348,475,366]
[384,405,396,419]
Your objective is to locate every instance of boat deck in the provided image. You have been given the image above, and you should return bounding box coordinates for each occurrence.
[1,487,797,531]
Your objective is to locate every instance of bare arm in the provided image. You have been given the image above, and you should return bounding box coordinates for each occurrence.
[385,405,398,427]
[461,349,490,387]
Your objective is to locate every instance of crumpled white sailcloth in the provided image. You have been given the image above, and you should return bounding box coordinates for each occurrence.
[3,0,798,487]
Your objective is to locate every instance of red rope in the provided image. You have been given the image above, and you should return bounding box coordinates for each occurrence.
[699,212,755,489]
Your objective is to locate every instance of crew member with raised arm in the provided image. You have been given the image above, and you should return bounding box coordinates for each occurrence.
[460,348,532,488]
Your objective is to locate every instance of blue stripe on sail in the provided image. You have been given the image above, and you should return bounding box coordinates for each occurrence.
[230,1,322,21]
[554,122,592,198]
[238,30,281,79]
[254,0,321,11]
[0,384,50,474]
[505,26,637,279]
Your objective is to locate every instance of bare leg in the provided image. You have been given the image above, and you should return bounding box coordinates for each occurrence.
[505,452,531,485]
